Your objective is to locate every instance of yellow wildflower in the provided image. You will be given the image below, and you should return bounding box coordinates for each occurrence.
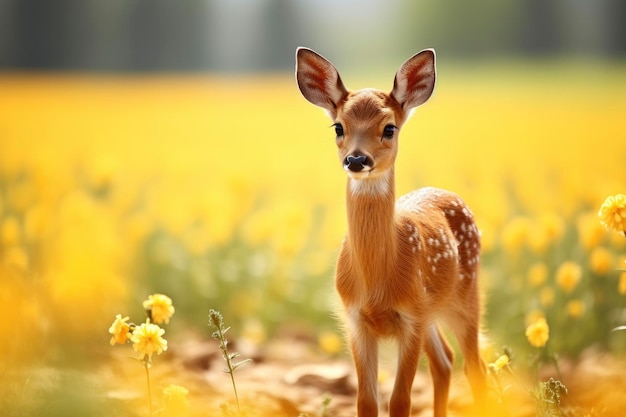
[540,287,555,307]
[556,261,582,293]
[143,293,175,325]
[130,319,168,360]
[529,213,564,254]
[589,247,613,276]
[598,194,626,235]
[526,317,550,348]
[493,354,510,372]
[577,212,606,250]
[566,300,585,318]
[318,330,343,355]
[502,217,531,253]
[162,384,190,414]
[108,314,131,346]
[528,262,548,287]
[525,310,545,327]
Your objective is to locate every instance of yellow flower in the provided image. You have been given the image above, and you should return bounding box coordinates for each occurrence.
[525,310,545,327]
[108,314,131,346]
[556,261,582,293]
[162,384,190,414]
[578,212,607,250]
[566,300,585,318]
[529,213,564,254]
[598,194,626,234]
[318,330,343,355]
[502,217,531,253]
[143,293,175,325]
[528,262,548,287]
[540,287,555,307]
[618,272,626,295]
[526,317,550,348]
[493,354,510,372]
[589,247,613,276]
[130,319,168,359]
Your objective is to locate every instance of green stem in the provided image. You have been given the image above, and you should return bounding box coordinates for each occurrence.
[144,361,153,417]
[228,363,242,415]
[550,352,563,382]
[217,327,241,415]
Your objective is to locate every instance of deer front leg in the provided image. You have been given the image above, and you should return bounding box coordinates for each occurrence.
[349,318,379,417]
[389,331,422,417]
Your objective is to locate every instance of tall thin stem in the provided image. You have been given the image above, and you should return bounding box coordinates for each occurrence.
[227,360,242,415]
[209,309,251,417]
[144,361,153,417]
[215,323,242,415]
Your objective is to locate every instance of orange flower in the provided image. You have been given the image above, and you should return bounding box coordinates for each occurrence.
[108,314,131,346]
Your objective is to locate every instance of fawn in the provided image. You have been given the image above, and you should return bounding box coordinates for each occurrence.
[295,47,487,417]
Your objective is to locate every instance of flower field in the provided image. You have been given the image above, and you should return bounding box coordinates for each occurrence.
[1,63,625,416]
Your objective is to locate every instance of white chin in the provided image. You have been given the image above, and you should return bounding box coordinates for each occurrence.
[345,169,372,179]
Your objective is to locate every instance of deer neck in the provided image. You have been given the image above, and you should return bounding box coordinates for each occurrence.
[346,170,398,285]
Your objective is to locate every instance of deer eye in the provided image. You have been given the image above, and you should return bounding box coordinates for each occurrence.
[334,123,344,137]
[382,124,396,140]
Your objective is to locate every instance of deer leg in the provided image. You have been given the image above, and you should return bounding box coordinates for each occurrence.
[389,332,422,417]
[349,323,379,417]
[448,294,487,409]
[424,324,454,417]
[459,323,487,408]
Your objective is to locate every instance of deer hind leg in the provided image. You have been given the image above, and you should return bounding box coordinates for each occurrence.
[459,322,487,408]
[424,324,454,417]
[447,292,487,409]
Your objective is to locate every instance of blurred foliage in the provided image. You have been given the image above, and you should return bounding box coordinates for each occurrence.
[0,63,625,415]
[1,0,625,72]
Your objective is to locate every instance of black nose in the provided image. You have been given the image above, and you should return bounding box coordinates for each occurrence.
[345,155,368,172]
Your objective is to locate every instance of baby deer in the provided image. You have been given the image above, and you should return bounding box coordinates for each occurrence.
[295,48,487,417]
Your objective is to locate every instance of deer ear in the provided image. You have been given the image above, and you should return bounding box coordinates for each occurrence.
[391,49,436,111]
[296,47,349,117]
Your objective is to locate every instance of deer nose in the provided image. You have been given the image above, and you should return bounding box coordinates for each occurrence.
[345,155,368,172]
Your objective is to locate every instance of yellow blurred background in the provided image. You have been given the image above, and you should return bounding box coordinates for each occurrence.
[1,1,626,415]
[1,63,624,360]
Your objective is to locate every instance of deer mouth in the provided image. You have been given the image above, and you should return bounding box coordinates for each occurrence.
[345,166,372,179]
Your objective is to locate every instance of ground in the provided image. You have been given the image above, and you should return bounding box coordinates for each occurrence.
[97,333,626,417]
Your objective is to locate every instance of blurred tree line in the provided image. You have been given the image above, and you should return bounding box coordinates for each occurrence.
[0,0,624,72]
